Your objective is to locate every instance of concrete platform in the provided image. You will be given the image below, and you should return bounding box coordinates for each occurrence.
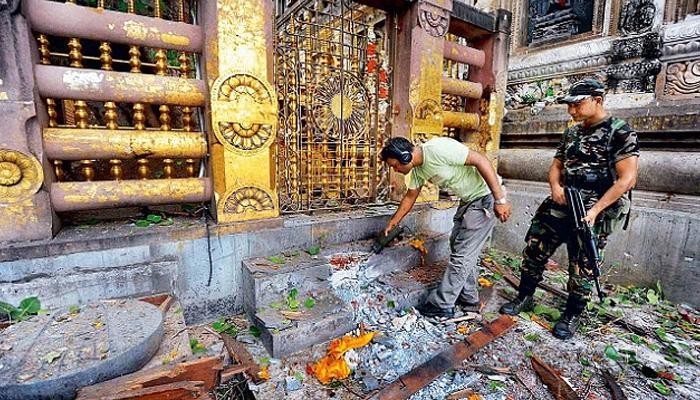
[253,291,354,358]
[0,299,163,400]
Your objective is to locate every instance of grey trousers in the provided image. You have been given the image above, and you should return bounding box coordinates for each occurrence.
[428,194,496,308]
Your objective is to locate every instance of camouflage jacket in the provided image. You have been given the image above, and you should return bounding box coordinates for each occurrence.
[554,117,640,227]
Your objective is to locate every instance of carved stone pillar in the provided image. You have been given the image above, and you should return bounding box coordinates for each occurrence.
[391,0,452,201]
[656,16,700,100]
[0,0,53,242]
[201,0,278,223]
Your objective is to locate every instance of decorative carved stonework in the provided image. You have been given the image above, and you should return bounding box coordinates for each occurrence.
[610,33,661,62]
[664,60,700,97]
[0,149,44,204]
[221,186,275,214]
[418,3,450,37]
[527,0,595,46]
[607,59,661,93]
[619,0,656,36]
[211,73,277,154]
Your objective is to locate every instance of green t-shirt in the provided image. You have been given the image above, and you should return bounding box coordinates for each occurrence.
[407,137,491,203]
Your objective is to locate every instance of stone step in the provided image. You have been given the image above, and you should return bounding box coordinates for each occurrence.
[376,262,446,310]
[241,231,450,316]
[251,290,355,358]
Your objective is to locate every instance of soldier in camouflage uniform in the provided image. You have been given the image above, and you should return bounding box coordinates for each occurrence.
[499,79,640,339]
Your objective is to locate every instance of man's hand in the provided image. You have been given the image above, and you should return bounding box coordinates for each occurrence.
[582,206,602,226]
[384,220,398,237]
[551,184,566,206]
[494,203,512,222]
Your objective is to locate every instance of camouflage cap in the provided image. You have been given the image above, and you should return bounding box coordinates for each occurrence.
[559,79,606,104]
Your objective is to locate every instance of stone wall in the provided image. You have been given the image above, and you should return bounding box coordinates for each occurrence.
[0,206,456,324]
[485,0,700,304]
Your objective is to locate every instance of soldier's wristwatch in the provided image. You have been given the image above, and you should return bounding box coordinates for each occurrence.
[495,197,507,205]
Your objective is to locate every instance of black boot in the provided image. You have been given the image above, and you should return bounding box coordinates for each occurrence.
[552,295,587,340]
[499,273,538,316]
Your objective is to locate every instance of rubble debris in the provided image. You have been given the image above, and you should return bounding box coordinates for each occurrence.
[221,333,265,384]
[368,315,516,400]
[311,331,376,384]
[76,356,223,399]
[601,368,628,400]
[445,388,478,400]
[530,354,581,400]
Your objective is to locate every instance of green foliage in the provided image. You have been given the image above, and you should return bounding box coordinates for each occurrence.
[524,333,540,342]
[304,297,316,309]
[533,304,561,321]
[306,245,321,256]
[211,318,238,336]
[387,300,396,309]
[487,380,505,391]
[69,305,80,314]
[579,357,591,366]
[286,288,300,310]
[189,338,207,354]
[267,256,286,264]
[604,345,620,361]
[134,214,173,228]
[293,371,305,382]
[0,297,41,322]
[652,382,671,396]
[249,326,262,338]
[646,289,659,305]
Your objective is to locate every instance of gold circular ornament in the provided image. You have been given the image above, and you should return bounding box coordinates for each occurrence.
[211,73,277,155]
[0,149,44,203]
[221,186,275,214]
[311,73,369,140]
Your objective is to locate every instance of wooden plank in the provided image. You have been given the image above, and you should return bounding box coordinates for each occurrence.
[76,356,223,399]
[530,355,580,400]
[221,333,263,384]
[220,364,252,383]
[368,315,516,400]
[97,381,204,400]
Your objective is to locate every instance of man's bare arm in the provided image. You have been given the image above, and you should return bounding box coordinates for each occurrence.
[465,150,511,222]
[385,188,421,235]
[549,158,566,205]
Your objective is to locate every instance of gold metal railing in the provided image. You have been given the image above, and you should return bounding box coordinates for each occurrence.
[27,0,210,212]
[275,0,392,213]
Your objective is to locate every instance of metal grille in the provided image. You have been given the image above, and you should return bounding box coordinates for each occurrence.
[275,0,392,213]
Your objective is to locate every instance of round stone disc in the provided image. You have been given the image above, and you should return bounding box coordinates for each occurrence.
[0,299,164,400]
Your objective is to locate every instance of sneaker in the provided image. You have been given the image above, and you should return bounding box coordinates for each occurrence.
[498,295,534,316]
[416,302,454,318]
[552,313,582,340]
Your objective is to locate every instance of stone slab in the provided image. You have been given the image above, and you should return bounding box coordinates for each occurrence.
[253,290,355,358]
[0,299,164,400]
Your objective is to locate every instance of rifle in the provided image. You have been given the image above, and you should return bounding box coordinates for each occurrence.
[564,187,605,302]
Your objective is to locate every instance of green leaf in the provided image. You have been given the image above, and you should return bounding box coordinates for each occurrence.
[579,357,591,366]
[69,305,80,314]
[288,250,300,257]
[161,217,174,226]
[524,351,533,358]
[306,245,321,256]
[387,300,396,309]
[259,356,270,365]
[267,256,285,264]
[269,302,283,310]
[41,350,63,364]
[491,272,503,281]
[211,319,228,333]
[294,371,305,382]
[249,326,261,337]
[135,219,150,227]
[629,334,643,344]
[582,369,592,378]
[0,301,17,318]
[289,288,299,300]
[647,289,659,305]
[605,345,620,361]
[287,299,300,310]
[524,333,540,342]
[189,338,207,354]
[304,297,315,309]
[652,382,671,396]
[655,327,671,343]
[14,297,41,321]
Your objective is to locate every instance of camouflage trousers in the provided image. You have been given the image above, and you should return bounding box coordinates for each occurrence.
[521,196,628,301]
